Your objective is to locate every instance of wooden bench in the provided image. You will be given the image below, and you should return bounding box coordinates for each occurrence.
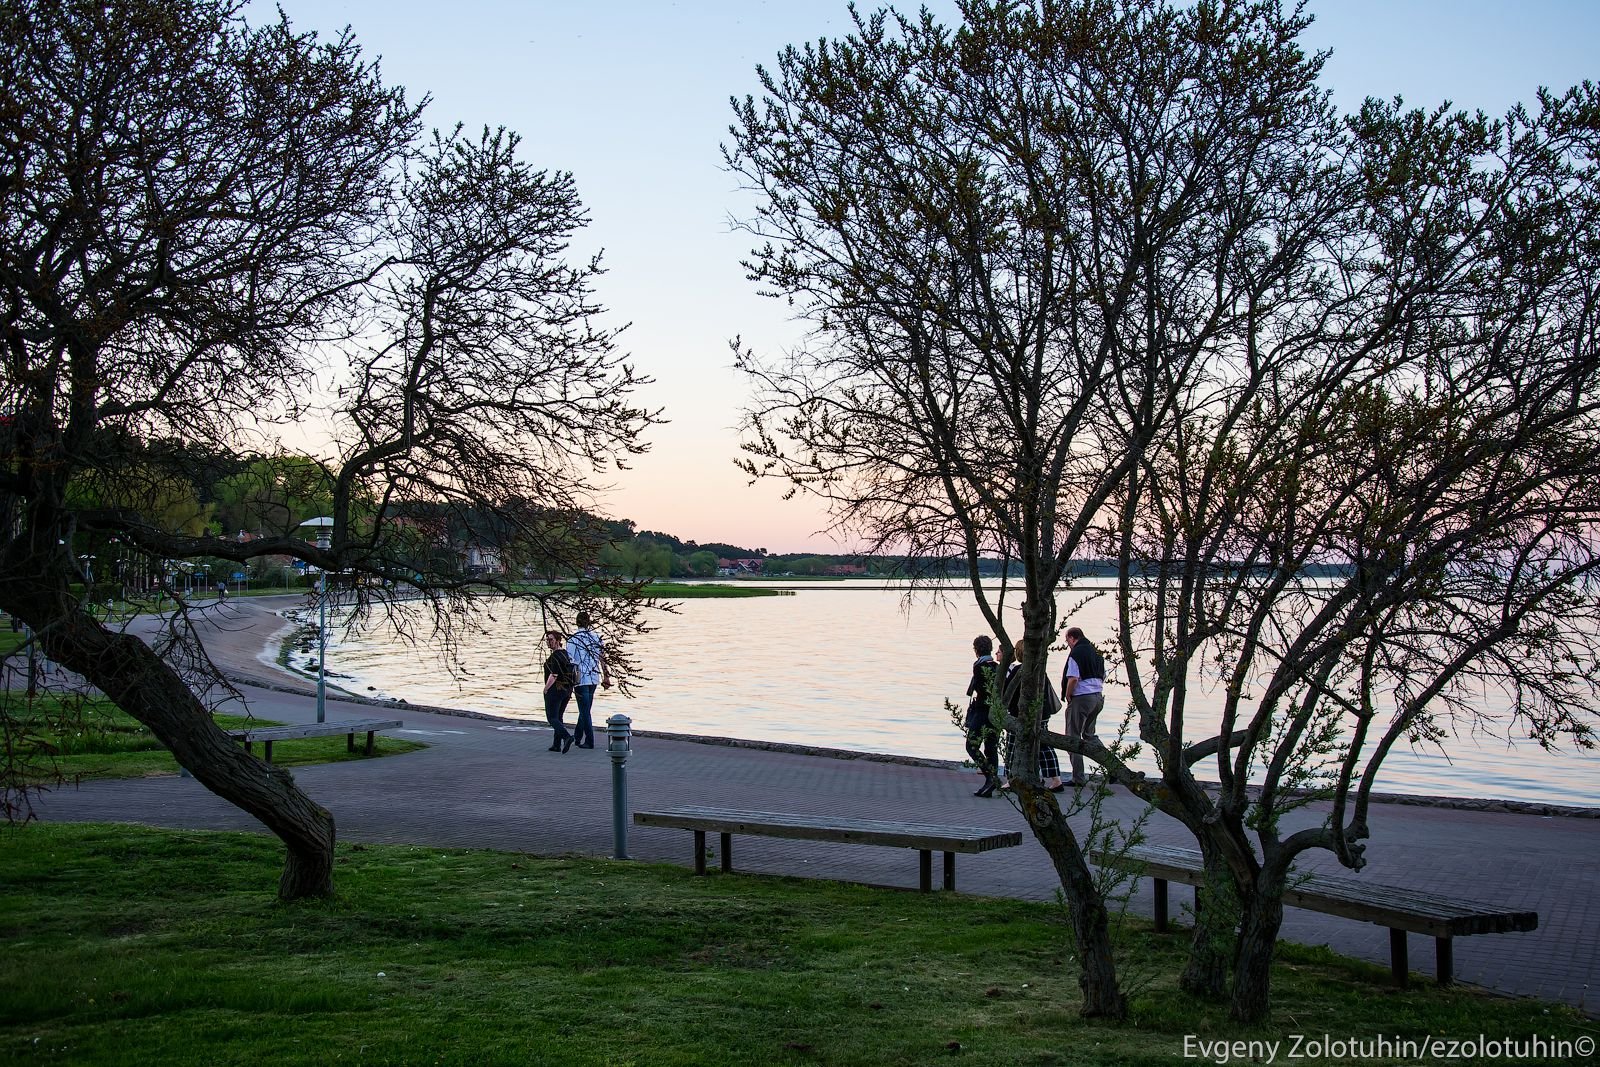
[1092,843,1537,988]
[228,718,404,763]
[634,806,1023,892]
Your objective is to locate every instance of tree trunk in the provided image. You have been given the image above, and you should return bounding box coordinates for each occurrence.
[13,600,338,900]
[1228,882,1285,1023]
[1019,783,1129,1018]
[1179,849,1236,998]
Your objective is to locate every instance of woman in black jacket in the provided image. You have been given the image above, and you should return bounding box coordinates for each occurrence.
[963,635,1000,797]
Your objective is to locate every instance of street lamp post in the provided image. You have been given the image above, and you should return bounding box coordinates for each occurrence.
[314,567,328,723]
[298,517,335,724]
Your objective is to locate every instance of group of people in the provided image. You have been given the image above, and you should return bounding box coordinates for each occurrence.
[541,611,613,753]
[962,627,1105,797]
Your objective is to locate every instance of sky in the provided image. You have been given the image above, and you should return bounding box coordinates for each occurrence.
[258,0,1598,554]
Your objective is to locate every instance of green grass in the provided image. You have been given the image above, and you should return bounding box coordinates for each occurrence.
[640,582,789,598]
[508,582,787,599]
[0,824,1589,1066]
[1,694,425,782]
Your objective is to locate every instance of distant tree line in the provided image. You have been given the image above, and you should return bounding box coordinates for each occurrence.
[54,442,1361,589]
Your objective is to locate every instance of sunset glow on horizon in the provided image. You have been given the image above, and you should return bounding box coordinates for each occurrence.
[260,0,1597,554]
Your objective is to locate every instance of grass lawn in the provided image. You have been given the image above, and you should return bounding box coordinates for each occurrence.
[509,582,787,599]
[0,824,1590,1066]
[640,583,789,598]
[1,693,425,782]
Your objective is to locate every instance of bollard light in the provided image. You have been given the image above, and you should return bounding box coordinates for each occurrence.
[607,713,632,859]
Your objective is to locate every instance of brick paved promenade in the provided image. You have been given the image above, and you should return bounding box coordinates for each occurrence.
[25,598,1600,1011]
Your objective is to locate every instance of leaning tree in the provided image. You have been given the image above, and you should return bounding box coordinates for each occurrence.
[728,0,1342,1018]
[0,0,657,898]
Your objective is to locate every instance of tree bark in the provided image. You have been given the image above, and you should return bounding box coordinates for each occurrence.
[1228,883,1286,1024]
[1018,783,1128,1018]
[12,599,337,900]
[1179,848,1236,998]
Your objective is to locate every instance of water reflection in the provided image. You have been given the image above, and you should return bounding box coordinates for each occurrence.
[323,584,1597,808]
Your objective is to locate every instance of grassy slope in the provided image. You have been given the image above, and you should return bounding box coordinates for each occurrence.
[2,694,425,781]
[1,824,1589,1066]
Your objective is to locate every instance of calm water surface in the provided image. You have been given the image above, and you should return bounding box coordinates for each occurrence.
[318,584,1597,808]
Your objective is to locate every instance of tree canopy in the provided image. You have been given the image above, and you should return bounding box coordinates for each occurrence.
[729,0,1600,1021]
[1,0,659,898]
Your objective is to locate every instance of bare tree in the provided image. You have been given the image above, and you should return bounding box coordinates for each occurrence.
[731,0,1600,1023]
[0,0,658,898]
[1070,88,1600,1021]
[728,0,1338,1018]
[325,123,662,682]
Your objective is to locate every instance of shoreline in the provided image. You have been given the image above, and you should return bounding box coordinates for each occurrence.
[223,595,1599,821]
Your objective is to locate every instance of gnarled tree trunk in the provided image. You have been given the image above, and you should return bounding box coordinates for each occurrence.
[1179,848,1237,999]
[1228,881,1286,1024]
[1177,876,1235,1004]
[1018,783,1128,1018]
[14,599,336,900]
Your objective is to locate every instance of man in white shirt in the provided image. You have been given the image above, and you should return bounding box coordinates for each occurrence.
[1060,626,1105,787]
[565,611,612,749]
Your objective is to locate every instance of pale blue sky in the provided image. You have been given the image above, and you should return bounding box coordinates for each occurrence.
[262,1,1598,553]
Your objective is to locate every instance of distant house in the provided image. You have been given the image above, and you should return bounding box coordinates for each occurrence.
[823,563,868,577]
[716,557,765,576]
[463,543,503,576]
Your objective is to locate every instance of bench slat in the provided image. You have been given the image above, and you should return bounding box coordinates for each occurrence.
[634,806,1022,854]
[229,719,404,743]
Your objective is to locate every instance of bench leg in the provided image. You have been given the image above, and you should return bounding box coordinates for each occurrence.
[263,740,274,764]
[694,831,706,876]
[943,852,955,892]
[243,741,252,756]
[1153,878,1168,933]
[347,732,357,753]
[365,730,376,755]
[1389,929,1408,988]
[1435,937,1453,987]
[919,850,932,892]
[720,832,732,874]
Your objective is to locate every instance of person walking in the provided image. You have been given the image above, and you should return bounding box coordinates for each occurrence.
[566,611,612,749]
[1000,637,1066,792]
[1060,626,1106,787]
[963,635,1000,797]
[542,629,577,753]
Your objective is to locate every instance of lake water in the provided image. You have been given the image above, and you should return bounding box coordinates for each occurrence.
[315,583,1598,808]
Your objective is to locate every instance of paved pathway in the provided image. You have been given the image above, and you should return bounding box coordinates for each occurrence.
[24,598,1600,1012]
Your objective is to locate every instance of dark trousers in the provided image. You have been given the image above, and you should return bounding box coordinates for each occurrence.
[572,684,597,747]
[1066,691,1105,783]
[544,686,573,748]
[965,723,999,790]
